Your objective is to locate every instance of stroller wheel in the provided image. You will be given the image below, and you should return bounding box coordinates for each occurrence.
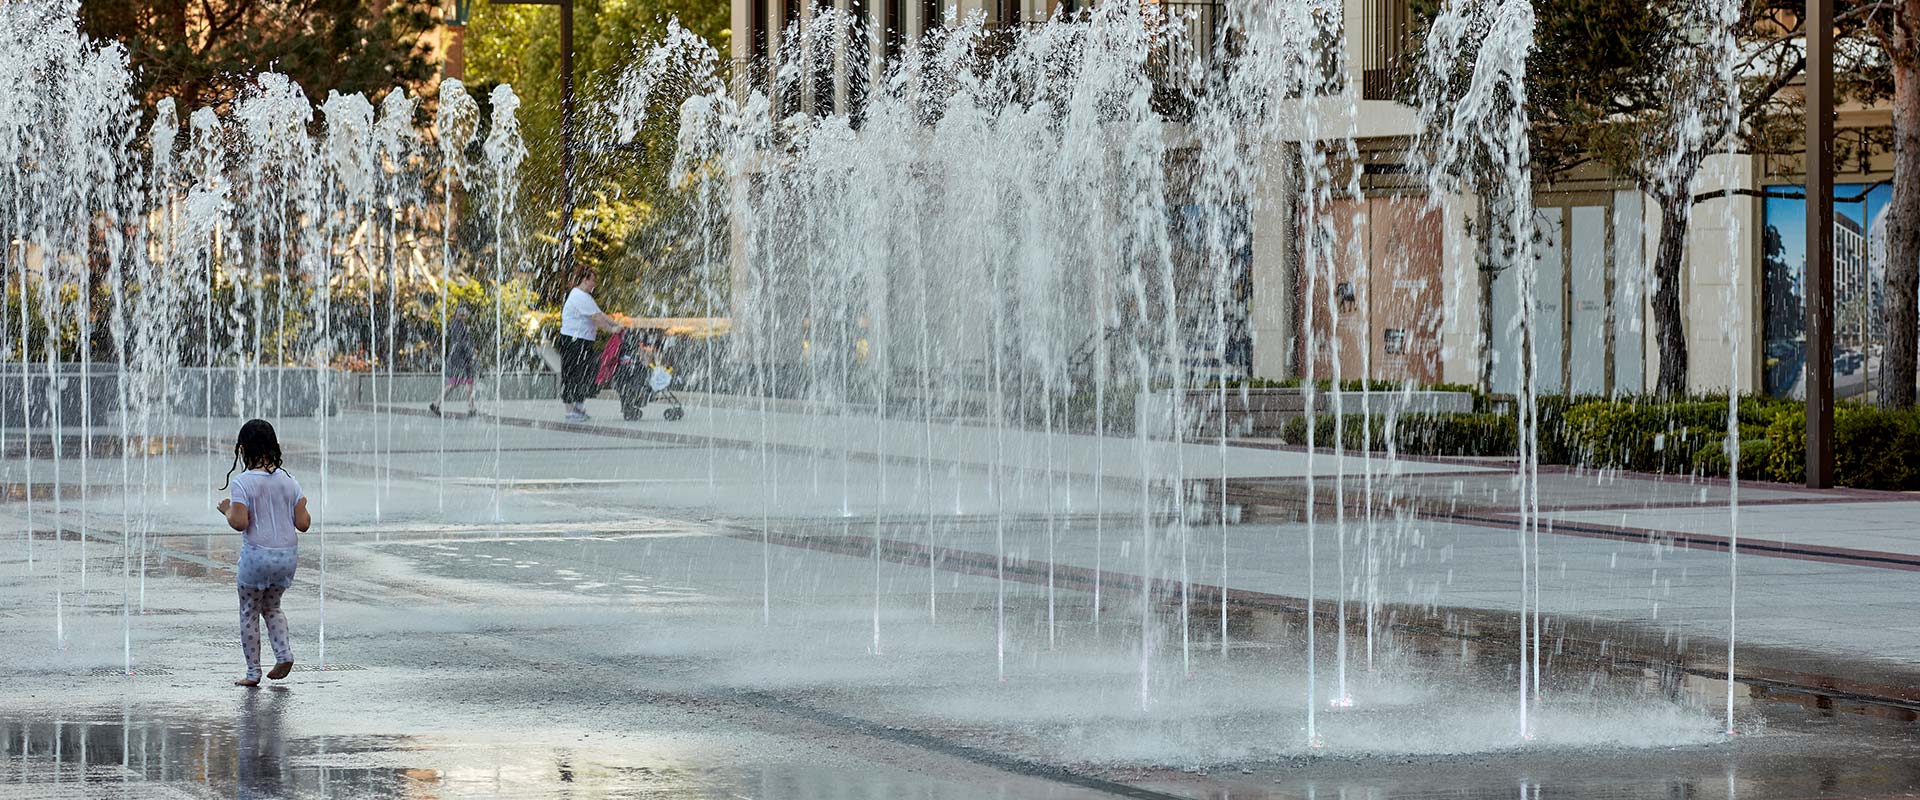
[621,392,645,421]
[663,406,684,422]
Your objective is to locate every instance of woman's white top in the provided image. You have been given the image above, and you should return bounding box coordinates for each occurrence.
[560,287,603,340]
[230,468,304,549]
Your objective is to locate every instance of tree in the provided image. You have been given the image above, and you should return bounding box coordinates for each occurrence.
[1844,0,1920,408]
[79,1,439,109]
[1536,1,1805,396]
[1413,0,1806,396]
[463,0,729,309]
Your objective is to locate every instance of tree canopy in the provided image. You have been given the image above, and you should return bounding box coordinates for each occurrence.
[79,0,440,108]
[464,0,731,312]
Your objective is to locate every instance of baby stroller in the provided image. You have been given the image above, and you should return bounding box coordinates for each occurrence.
[606,329,685,422]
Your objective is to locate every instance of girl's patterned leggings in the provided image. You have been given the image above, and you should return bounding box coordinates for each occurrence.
[239,585,293,681]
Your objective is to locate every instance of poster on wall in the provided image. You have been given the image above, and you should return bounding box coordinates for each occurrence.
[1760,182,1889,400]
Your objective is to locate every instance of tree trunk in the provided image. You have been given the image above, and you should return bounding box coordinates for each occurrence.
[1651,190,1690,396]
[1480,265,1497,393]
[1885,14,1920,409]
[1476,201,1498,393]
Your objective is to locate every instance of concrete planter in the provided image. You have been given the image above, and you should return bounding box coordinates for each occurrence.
[0,364,121,428]
[172,367,344,418]
[338,371,559,404]
[0,365,346,426]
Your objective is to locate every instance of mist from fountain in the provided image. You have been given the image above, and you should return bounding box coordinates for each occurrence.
[0,0,1752,754]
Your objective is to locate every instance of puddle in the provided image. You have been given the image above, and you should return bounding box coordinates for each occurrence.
[0,702,1118,799]
[1,699,422,799]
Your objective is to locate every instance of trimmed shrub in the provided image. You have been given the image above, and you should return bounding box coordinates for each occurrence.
[1691,437,1773,478]
[1280,412,1517,457]
[1209,377,1482,397]
[1765,405,1920,489]
[1559,397,1796,474]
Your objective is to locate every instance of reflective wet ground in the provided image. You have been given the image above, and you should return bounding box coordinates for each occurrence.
[6,405,1920,798]
[8,524,1920,800]
[7,692,1920,799]
[1,706,1126,799]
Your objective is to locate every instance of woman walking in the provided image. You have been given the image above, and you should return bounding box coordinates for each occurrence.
[216,419,310,687]
[557,268,624,422]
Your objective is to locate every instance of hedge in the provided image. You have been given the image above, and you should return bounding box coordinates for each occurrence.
[1283,396,1920,490]
[1280,412,1518,457]
[1764,405,1920,490]
[1558,398,1794,475]
[1209,377,1482,396]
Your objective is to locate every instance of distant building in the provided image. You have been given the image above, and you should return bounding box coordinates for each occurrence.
[1835,214,1867,348]
[724,0,1903,396]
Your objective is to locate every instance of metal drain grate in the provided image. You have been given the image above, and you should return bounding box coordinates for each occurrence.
[86,667,174,677]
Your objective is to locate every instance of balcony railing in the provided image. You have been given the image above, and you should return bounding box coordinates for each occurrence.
[1360,0,1413,101]
[1150,1,1226,119]
[1162,0,1226,60]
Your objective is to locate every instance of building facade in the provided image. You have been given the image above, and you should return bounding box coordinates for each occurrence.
[727,0,1900,399]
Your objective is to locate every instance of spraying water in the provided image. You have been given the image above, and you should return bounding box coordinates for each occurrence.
[1414,0,1540,738]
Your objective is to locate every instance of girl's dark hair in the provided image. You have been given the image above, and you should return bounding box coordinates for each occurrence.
[219,418,284,490]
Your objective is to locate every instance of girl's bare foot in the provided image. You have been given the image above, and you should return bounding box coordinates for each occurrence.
[267,661,293,680]
[235,678,260,687]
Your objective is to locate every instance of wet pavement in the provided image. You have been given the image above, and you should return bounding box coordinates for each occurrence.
[4,401,1920,798]
[6,521,1920,799]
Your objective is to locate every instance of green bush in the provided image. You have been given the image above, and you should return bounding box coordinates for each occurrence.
[1275,394,1917,490]
[1765,405,1920,489]
[1691,437,1773,478]
[1207,377,1481,397]
[1398,412,1519,456]
[1281,412,1517,457]
[1559,398,1796,474]
[4,273,546,373]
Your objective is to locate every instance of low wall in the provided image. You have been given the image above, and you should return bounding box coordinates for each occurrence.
[0,367,564,426]
[0,366,343,426]
[337,372,558,404]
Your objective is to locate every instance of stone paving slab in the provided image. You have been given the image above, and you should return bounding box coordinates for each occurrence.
[1547,502,1920,557]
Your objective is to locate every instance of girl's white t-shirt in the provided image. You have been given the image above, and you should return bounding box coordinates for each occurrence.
[230,469,304,549]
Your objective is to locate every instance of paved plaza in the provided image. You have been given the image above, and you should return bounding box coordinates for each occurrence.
[2,394,1919,798]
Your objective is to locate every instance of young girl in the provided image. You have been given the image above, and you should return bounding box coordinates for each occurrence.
[216,419,311,687]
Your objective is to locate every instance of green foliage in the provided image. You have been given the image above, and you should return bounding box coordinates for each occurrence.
[1534,396,1919,488]
[1765,405,1920,490]
[1692,437,1773,479]
[4,281,95,364]
[1408,0,1805,187]
[1559,397,1798,473]
[79,1,440,108]
[1280,413,1518,458]
[1206,377,1480,396]
[465,0,731,309]
[5,273,543,374]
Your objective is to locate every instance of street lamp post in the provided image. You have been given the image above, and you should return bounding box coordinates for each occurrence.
[1806,0,1836,488]
[494,0,578,296]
